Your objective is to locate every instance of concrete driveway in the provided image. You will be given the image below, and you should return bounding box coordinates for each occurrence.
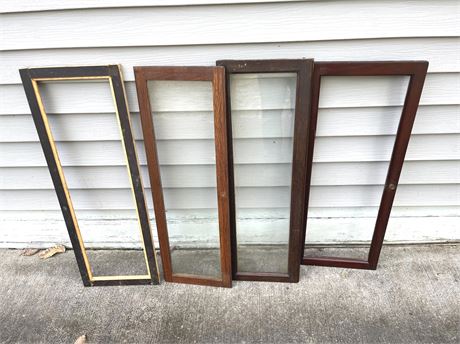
[0,245,458,343]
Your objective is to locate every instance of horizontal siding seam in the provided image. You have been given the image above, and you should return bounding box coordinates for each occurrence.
[3,36,460,53]
[1,36,459,55]
[0,0,310,14]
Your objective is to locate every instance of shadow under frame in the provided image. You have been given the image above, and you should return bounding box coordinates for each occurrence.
[20,65,160,286]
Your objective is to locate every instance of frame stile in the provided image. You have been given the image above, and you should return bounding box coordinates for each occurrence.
[299,63,321,266]
[287,60,313,282]
[19,69,92,286]
[134,67,174,282]
[212,67,233,287]
[108,65,160,282]
[367,62,428,269]
[222,66,239,279]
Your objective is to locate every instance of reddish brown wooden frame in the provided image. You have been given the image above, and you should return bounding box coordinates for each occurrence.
[134,66,232,287]
[301,61,429,270]
[217,59,313,282]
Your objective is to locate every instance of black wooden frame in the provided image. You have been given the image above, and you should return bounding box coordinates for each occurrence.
[301,61,428,270]
[20,65,160,286]
[217,59,314,282]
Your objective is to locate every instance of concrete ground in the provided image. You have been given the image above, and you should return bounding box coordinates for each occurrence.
[0,245,458,344]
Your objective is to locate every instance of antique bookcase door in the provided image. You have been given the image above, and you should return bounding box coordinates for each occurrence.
[217,59,313,282]
[134,66,232,287]
[301,61,428,269]
[20,65,160,286]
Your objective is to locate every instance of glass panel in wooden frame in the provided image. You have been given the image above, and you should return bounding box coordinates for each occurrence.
[301,61,428,269]
[134,66,232,287]
[217,59,314,282]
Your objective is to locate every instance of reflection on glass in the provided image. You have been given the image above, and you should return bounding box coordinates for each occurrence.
[304,75,410,260]
[147,80,221,278]
[230,73,297,274]
[40,80,149,277]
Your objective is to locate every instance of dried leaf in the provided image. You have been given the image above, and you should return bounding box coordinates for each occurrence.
[38,244,66,259]
[20,248,39,256]
[74,334,87,344]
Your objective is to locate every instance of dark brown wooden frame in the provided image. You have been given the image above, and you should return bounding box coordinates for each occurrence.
[301,61,428,270]
[216,59,313,282]
[134,66,232,287]
[19,65,161,286]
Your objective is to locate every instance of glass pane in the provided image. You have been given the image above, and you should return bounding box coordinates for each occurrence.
[39,79,149,277]
[304,75,410,260]
[230,73,297,274]
[147,80,221,278]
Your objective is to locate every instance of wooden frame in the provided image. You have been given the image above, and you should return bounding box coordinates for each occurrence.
[19,65,160,286]
[301,61,429,270]
[216,59,314,282]
[134,66,232,287]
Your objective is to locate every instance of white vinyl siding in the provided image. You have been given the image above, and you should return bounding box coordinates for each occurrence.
[0,0,459,248]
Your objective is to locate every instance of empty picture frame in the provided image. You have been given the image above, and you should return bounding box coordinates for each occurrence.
[20,65,160,286]
[134,66,232,287]
[301,61,428,270]
[217,59,313,282]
